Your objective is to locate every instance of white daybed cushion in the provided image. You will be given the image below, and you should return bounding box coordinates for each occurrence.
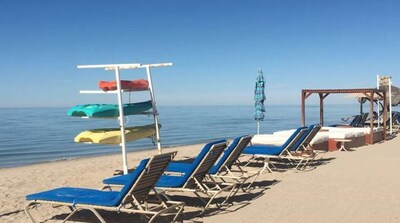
[272,129,296,136]
[310,132,329,145]
[251,134,287,146]
[321,127,355,139]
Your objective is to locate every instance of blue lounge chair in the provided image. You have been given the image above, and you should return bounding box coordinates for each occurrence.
[25,152,184,223]
[291,124,321,152]
[166,135,259,191]
[350,114,363,127]
[104,140,233,213]
[395,113,400,131]
[165,136,250,173]
[284,124,322,169]
[156,140,235,212]
[242,127,308,173]
[333,114,367,127]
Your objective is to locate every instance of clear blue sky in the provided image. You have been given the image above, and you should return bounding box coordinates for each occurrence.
[0,0,399,107]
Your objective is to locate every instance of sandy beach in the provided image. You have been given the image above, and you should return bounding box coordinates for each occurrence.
[1,135,400,223]
[2,1,399,222]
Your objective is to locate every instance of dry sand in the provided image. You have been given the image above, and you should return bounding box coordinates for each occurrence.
[1,135,400,223]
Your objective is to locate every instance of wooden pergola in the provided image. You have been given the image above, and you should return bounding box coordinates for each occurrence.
[301,88,387,142]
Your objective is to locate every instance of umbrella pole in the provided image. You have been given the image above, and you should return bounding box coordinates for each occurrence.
[257,121,260,135]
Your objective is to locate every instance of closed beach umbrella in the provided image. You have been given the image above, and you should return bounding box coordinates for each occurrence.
[254,69,266,134]
[379,84,400,106]
[378,76,399,134]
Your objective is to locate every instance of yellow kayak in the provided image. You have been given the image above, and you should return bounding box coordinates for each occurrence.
[74,124,160,144]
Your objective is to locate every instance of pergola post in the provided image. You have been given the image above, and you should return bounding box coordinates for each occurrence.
[319,93,324,126]
[383,91,388,140]
[369,92,374,144]
[318,93,330,126]
[301,90,306,127]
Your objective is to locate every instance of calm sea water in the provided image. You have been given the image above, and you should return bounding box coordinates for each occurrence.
[0,105,360,168]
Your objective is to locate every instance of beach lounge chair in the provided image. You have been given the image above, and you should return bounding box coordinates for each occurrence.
[166,135,259,192]
[357,113,369,127]
[104,140,234,213]
[394,113,400,131]
[156,140,237,213]
[333,114,365,127]
[258,125,321,170]
[349,115,363,126]
[285,124,322,169]
[208,135,261,190]
[289,124,321,153]
[241,127,308,173]
[25,152,184,223]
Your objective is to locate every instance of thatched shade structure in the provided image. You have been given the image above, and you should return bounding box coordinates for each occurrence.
[379,84,400,106]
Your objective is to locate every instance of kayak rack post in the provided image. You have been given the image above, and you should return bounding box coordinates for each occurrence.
[114,67,129,174]
[145,65,162,154]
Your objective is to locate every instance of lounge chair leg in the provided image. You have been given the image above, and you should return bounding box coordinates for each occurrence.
[300,159,310,170]
[222,184,237,205]
[24,201,38,223]
[171,202,185,222]
[261,159,273,173]
[245,170,261,190]
[293,159,304,171]
[147,201,185,223]
[202,195,218,213]
[25,201,78,223]
[194,191,209,206]
[87,207,107,223]
[234,179,248,194]
[63,208,80,222]
[200,183,237,213]
[63,207,106,223]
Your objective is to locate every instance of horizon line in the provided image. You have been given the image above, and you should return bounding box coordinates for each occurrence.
[0,102,369,109]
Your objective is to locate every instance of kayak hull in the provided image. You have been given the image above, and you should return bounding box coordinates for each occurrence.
[74,124,160,144]
[99,79,149,91]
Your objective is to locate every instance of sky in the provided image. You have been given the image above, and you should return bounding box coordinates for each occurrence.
[0,0,399,107]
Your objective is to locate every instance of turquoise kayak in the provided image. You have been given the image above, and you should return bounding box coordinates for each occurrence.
[67,100,153,118]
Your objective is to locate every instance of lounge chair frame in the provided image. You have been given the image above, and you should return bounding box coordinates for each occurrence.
[287,124,322,170]
[156,142,237,213]
[207,136,261,192]
[242,128,308,173]
[25,152,184,223]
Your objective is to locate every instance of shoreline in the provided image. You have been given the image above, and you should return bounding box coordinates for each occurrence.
[0,141,213,170]
[0,142,206,170]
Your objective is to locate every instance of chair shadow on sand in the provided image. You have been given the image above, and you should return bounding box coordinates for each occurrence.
[49,208,181,223]
[44,177,279,223]
[303,156,336,170]
[46,179,277,223]
[166,179,280,222]
[239,154,336,173]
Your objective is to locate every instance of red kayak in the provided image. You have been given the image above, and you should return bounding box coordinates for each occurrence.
[99,79,149,91]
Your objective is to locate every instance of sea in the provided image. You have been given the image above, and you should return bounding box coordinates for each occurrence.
[0,104,362,168]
